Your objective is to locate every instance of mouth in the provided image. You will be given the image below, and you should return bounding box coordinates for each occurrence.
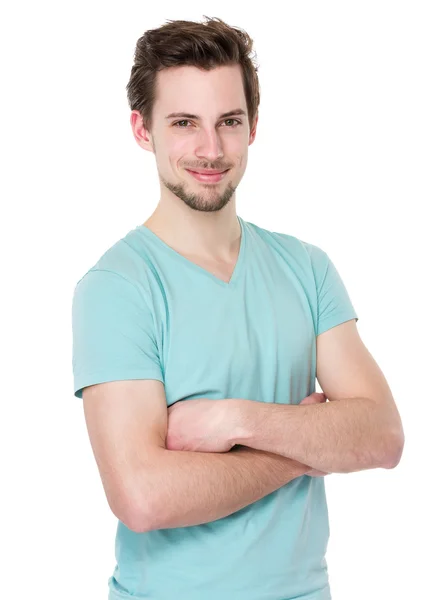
[186,169,230,183]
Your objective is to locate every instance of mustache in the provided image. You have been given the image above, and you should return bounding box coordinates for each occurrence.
[185,165,231,171]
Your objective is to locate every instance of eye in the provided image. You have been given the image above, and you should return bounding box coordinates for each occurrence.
[172,119,242,128]
[173,120,191,128]
[222,119,242,127]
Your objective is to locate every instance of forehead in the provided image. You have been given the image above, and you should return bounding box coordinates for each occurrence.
[154,64,247,114]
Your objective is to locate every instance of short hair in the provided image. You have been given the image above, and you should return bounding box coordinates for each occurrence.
[126,15,261,133]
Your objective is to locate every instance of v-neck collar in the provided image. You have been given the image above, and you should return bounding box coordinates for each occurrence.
[135,215,247,289]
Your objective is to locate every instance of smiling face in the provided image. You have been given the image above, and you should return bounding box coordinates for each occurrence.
[131,64,258,212]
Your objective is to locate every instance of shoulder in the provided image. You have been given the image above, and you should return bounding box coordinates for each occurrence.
[243,218,328,267]
[73,227,155,293]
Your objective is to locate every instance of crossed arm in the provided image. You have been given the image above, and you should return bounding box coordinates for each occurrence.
[136,320,404,532]
[134,444,312,532]
[231,319,404,473]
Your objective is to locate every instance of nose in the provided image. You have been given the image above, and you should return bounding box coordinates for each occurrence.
[194,126,224,162]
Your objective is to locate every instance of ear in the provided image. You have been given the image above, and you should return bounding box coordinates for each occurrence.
[249,112,258,146]
[130,110,154,153]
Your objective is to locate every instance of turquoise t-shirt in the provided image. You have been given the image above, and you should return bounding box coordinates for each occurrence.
[72,215,358,600]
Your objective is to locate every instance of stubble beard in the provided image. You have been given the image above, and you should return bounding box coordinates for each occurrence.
[160,173,237,213]
[153,136,238,213]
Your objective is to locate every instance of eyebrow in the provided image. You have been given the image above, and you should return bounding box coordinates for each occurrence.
[165,108,247,120]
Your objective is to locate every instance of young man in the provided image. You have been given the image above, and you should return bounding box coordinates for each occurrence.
[72,16,404,600]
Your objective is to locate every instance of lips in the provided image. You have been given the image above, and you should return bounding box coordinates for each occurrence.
[188,169,227,174]
[186,168,229,183]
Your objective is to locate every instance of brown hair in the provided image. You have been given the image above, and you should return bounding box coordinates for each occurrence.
[126,16,260,134]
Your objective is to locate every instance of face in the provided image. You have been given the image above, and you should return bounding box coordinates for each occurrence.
[131,64,258,213]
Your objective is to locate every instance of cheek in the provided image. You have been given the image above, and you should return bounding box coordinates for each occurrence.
[234,154,246,169]
[175,138,192,152]
[169,139,194,166]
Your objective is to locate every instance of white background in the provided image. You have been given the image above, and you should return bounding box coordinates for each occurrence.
[2,2,446,599]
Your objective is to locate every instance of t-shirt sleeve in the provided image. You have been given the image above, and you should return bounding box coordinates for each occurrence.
[71,268,164,399]
[307,244,359,336]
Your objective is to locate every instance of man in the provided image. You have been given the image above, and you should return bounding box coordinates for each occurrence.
[71,16,404,600]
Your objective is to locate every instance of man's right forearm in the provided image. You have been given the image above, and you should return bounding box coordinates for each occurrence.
[133,445,312,532]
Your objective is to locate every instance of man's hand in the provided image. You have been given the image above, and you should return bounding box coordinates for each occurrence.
[165,392,332,478]
[166,398,242,453]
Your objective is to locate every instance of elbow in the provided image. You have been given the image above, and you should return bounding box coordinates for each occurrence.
[121,507,149,533]
[111,490,162,534]
[124,514,152,534]
[123,492,167,533]
[382,429,405,469]
[120,503,160,534]
[125,481,171,533]
[117,447,172,533]
[119,451,169,533]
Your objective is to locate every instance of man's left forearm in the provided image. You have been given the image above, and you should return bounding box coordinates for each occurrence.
[232,398,402,474]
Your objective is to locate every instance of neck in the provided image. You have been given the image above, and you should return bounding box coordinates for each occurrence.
[142,200,241,262]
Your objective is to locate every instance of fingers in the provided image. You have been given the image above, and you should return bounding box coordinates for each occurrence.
[300,392,326,405]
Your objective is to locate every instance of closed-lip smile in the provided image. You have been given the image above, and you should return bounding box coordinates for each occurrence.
[187,168,228,174]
